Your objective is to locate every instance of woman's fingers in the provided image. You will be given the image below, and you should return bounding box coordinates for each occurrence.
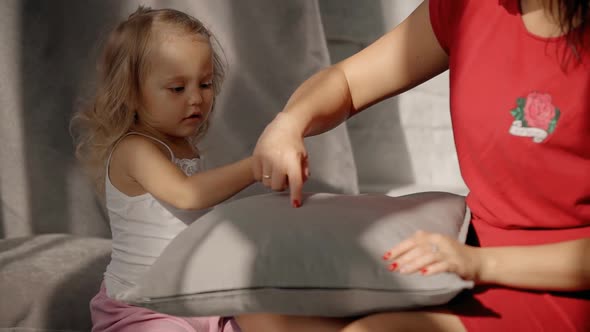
[381,230,480,280]
[271,171,288,192]
[383,231,452,274]
[252,114,310,207]
[286,152,305,207]
[384,244,439,273]
[302,154,310,182]
[382,232,425,261]
[397,249,440,274]
[419,261,450,276]
[261,163,273,187]
[255,148,308,208]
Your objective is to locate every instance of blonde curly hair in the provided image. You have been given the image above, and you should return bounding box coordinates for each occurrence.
[70,6,225,196]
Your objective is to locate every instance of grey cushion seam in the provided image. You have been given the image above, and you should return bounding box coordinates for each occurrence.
[135,286,468,304]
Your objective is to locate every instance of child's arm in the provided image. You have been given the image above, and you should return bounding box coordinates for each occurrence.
[114,135,255,210]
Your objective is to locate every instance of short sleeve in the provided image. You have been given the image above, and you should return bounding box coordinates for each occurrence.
[429,0,466,54]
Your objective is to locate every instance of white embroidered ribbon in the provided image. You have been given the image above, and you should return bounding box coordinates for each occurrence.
[509,120,548,143]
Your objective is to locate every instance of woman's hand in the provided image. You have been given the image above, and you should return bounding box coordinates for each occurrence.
[382,230,483,282]
[252,112,310,207]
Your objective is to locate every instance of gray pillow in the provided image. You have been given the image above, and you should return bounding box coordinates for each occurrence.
[116,192,473,317]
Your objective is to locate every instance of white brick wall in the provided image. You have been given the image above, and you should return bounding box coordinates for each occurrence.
[319,0,468,196]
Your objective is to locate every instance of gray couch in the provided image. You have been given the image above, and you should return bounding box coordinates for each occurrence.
[0,235,111,331]
[0,1,359,331]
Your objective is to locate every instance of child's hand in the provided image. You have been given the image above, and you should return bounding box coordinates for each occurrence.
[382,231,482,282]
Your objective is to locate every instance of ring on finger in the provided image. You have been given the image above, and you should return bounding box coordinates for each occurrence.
[430,243,439,254]
[262,174,271,179]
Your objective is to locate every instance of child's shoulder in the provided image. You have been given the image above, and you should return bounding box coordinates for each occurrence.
[111,134,173,164]
[108,134,175,197]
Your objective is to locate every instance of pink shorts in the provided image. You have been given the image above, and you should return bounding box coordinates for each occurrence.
[90,282,240,332]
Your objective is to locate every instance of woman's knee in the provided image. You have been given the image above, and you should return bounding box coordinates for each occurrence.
[235,313,349,332]
[341,311,466,332]
[234,313,292,332]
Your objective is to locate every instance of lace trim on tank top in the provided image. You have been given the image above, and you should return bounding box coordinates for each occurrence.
[174,157,201,176]
[109,132,203,177]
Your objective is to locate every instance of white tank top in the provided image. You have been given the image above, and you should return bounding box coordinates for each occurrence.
[103,132,212,298]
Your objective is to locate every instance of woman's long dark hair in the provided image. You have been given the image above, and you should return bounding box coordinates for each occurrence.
[555,0,589,58]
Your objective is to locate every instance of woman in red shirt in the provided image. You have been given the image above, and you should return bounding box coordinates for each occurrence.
[237,0,590,331]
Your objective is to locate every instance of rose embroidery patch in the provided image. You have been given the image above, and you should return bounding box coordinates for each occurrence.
[509,92,560,143]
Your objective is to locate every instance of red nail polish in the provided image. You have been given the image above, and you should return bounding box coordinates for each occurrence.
[388,262,398,271]
[292,200,301,208]
[382,252,391,260]
[420,268,428,275]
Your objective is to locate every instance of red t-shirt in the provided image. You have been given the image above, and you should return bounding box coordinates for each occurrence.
[430,0,590,247]
[429,1,590,331]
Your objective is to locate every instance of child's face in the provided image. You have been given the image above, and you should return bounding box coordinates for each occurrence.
[139,29,214,139]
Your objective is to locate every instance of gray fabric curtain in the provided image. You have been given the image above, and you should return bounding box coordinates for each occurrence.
[0,0,359,239]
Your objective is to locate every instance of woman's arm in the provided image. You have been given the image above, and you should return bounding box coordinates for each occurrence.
[254,1,448,203]
[478,238,590,291]
[279,0,448,138]
[386,231,590,291]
